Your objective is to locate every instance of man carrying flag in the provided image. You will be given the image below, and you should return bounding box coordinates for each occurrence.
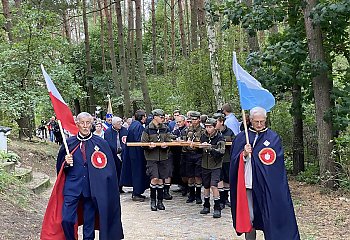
[40,66,124,239]
[102,95,113,130]
[229,53,300,240]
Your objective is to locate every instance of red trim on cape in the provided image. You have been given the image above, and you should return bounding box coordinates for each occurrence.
[236,152,253,233]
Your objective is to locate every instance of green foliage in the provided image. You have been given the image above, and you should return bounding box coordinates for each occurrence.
[0,151,20,163]
[296,164,320,184]
[333,126,350,191]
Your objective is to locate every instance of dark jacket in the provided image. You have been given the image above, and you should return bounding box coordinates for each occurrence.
[182,124,205,153]
[200,130,225,169]
[141,121,172,161]
[219,125,235,163]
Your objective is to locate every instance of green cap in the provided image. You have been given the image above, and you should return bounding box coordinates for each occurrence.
[204,118,217,126]
[212,113,225,119]
[151,109,165,116]
[190,111,201,119]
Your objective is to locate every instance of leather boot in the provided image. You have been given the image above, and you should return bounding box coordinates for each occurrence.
[219,190,225,210]
[157,186,165,210]
[213,199,221,218]
[200,197,210,214]
[163,184,173,200]
[157,199,165,210]
[195,185,202,204]
[150,198,157,211]
[186,185,195,203]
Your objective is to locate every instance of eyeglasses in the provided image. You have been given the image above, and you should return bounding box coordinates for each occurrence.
[252,120,266,125]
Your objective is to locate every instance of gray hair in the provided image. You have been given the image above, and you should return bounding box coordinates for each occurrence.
[176,115,186,121]
[76,112,93,122]
[112,116,123,125]
[249,107,267,119]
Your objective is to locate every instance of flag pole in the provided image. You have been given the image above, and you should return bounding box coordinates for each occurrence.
[57,120,73,166]
[241,109,249,145]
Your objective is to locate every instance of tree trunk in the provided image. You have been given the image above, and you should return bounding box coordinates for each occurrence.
[185,0,191,52]
[244,0,259,53]
[115,0,132,117]
[93,0,97,24]
[303,0,335,188]
[206,0,224,109]
[190,0,198,50]
[127,0,136,90]
[151,0,157,74]
[1,0,13,42]
[63,9,71,43]
[82,0,96,114]
[97,0,107,72]
[135,0,152,113]
[292,83,305,175]
[178,0,187,57]
[163,0,168,75]
[197,0,206,48]
[170,0,176,84]
[103,0,122,97]
[74,98,81,116]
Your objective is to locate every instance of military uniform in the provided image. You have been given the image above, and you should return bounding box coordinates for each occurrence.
[141,109,172,211]
[182,111,205,204]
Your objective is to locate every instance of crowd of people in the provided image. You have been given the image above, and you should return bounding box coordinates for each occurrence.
[41,103,300,240]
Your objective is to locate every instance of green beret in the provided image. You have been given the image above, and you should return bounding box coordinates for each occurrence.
[151,109,165,116]
[205,118,217,126]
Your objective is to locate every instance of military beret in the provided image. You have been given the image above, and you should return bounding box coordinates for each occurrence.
[204,118,217,126]
[152,109,165,116]
[212,113,225,119]
[190,111,201,119]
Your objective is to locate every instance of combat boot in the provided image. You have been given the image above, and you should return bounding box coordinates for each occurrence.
[150,198,157,211]
[200,197,210,214]
[213,198,221,218]
[157,199,165,210]
[157,185,165,210]
[163,184,173,200]
[186,184,195,203]
[195,184,202,204]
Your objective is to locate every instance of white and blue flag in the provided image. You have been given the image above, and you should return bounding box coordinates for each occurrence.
[232,52,275,111]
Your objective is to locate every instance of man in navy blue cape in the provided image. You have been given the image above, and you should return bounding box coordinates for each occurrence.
[230,107,299,240]
[104,116,128,192]
[120,110,150,201]
[41,112,123,240]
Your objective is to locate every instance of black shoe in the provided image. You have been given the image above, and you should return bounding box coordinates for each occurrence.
[181,186,188,196]
[164,189,173,200]
[132,195,146,202]
[157,200,165,210]
[151,199,157,211]
[213,209,221,218]
[196,197,203,204]
[220,202,225,210]
[186,195,195,203]
[200,207,210,214]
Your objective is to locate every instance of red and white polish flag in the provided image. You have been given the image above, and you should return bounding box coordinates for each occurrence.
[41,64,78,135]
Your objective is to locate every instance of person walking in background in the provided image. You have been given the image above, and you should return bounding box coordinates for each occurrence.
[104,116,128,193]
[120,110,150,202]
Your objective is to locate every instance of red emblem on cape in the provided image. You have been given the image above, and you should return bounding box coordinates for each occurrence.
[91,151,107,169]
[121,136,127,144]
[258,148,276,165]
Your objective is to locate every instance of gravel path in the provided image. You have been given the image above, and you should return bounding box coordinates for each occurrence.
[79,186,264,240]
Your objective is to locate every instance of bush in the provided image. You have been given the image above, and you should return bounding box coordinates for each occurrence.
[0,150,20,163]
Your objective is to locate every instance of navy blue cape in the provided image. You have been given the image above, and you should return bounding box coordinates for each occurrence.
[120,120,150,195]
[104,126,128,181]
[230,128,300,240]
[55,135,124,240]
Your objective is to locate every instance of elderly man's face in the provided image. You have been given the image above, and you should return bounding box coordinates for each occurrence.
[77,116,93,136]
[106,117,112,124]
[175,117,185,127]
[113,121,122,130]
[251,114,266,132]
